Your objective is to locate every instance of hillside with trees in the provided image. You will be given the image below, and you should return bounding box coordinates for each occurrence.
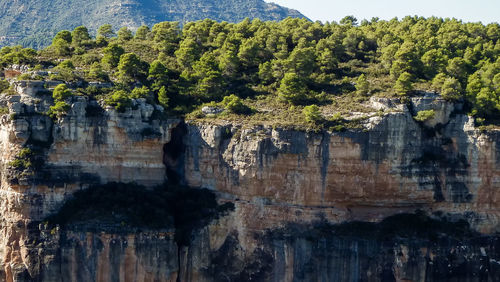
[0,17,499,129]
[0,0,305,49]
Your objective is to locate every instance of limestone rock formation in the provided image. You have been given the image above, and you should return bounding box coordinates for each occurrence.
[0,82,499,281]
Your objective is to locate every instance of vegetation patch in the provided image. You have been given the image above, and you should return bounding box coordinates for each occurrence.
[105,90,132,112]
[7,146,47,183]
[47,101,70,119]
[0,106,9,115]
[222,94,253,115]
[8,148,35,170]
[302,105,322,123]
[0,79,10,93]
[46,84,74,118]
[414,109,436,122]
[0,16,498,128]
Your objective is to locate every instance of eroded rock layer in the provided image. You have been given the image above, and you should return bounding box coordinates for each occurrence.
[183,96,500,234]
[0,83,499,281]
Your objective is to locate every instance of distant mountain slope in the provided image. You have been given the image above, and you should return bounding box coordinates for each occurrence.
[0,0,306,49]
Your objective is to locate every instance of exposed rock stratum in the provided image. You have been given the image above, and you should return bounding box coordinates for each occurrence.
[0,82,499,281]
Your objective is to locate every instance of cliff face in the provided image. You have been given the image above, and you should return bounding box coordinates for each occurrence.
[0,81,178,281]
[183,95,500,233]
[0,83,499,281]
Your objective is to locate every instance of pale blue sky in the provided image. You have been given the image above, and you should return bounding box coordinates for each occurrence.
[265,0,499,24]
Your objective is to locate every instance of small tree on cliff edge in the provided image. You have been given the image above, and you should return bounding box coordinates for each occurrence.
[52,84,72,101]
[394,72,413,96]
[158,86,169,109]
[303,105,322,123]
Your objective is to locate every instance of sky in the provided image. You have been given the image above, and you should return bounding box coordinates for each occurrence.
[265,0,499,24]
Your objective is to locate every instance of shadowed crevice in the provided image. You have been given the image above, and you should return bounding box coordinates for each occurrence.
[164,122,188,185]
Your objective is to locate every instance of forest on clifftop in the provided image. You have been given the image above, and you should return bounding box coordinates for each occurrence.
[0,17,499,129]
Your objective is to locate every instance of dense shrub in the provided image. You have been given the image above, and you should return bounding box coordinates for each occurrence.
[105,90,132,112]
[355,74,369,95]
[52,84,73,101]
[302,105,322,123]
[158,86,169,108]
[8,148,36,170]
[86,62,109,82]
[414,110,436,122]
[48,101,71,118]
[394,72,413,96]
[0,79,10,93]
[278,72,309,105]
[222,94,251,114]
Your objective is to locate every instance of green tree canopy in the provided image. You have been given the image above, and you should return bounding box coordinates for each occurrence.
[135,26,151,40]
[441,77,463,101]
[71,26,91,46]
[152,22,180,54]
[148,60,169,91]
[97,24,114,39]
[101,44,125,69]
[394,72,414,96]
[340,16,358,26]
[303,105,322,123]
[278,72,308,104]
[117,27,133,41]
[51,30,72,56]
[106,90,132,112]
[52,84,72,101]
[222,94,251,114]
[117,53,148,84]
[190,52,225,101]
[86,63,108,82]
[355,74,370,95]
[53,30,72,44]
[11,17,500,126]
[158,86,169,108]
[175,38,201,70]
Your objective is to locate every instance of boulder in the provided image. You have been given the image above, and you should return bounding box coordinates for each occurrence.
[202,106,224,115]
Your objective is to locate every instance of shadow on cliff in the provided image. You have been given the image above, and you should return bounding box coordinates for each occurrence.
[164,122,187,185]
[269,211,479,242]
[261,212,500,281]
[201,212,500,282]
[406,103,473,203]
[344,105,474,204]
[45,182,234,246]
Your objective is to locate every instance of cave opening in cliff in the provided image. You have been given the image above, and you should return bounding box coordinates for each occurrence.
[164,122,188,185]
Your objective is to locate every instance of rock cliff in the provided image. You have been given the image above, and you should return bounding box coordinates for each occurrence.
[0,83,499,281]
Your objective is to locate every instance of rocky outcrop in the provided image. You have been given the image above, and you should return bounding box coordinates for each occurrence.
[0,82,178,281]
[0,82,499,281]
[183,95,500,231]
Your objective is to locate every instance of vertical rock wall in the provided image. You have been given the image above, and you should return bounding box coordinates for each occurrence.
[183,96,500,234]
[0,83,179,281]
[0,85,499,281]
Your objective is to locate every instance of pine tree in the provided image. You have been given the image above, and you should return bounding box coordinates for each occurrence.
[158,86,169,108]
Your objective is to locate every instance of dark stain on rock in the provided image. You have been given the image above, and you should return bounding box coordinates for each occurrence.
[207,233,274,282]
[262,212,500,281]
[164,122,188,185]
